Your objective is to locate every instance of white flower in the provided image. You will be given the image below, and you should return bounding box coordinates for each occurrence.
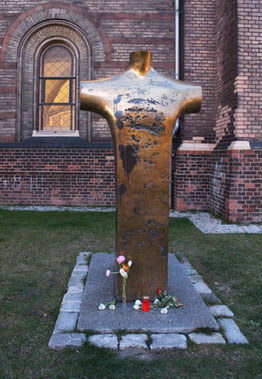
[109,304,116,310]
[128,260,132,267]
[119,268,128,278]
[135,299,142,306]
[161,307,168,314]
[98,303,106,310]
[153,298,160,304]
[133,304,140,310]
[106,269,111,277]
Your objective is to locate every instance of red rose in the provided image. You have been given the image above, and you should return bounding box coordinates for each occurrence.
[156,288,161,294]
[177,298,180,302]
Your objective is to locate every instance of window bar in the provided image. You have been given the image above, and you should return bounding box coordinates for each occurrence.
[40,105,43,131]
[69,78,72,104]
[70,104,73,131]
[42,78,46,104]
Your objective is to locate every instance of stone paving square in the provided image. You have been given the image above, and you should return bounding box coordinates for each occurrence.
[189,332,225,345]
[77,253,218,333]
[150,333,187,350]
[120,334,148,349]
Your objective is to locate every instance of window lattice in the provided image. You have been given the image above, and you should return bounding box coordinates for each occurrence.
[38,45,75,131]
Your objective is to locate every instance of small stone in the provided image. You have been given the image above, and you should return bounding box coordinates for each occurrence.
[68,276,85,287]
[88,334,118,349]
[218,318,248,344]
[180,263,197,276]
[49,333,86,350]
[79,252,91,257]
[175,252,189,264]
[73,265,89,273]
[190,274,204,283]
[181,262,192,270]
[62,292,83,303]
[189,332,225,345]
[120,334,148,349]
[151,334,187,350]
[53,312,79,334]
[71,270,87,277]
[201,293,221,304]
[76,258,87,265]
[60,302,81,312]
[194,282,212,294]
[247,225,260,233]
[67,285,84,294]
[209,305,234,318]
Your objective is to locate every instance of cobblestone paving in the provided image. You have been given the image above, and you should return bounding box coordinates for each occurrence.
[48,252,249,351]
[1,205,262,234]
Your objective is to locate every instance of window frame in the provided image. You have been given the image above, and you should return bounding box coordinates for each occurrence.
[33,38,80,137]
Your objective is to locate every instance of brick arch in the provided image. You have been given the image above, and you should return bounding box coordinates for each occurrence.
[0,1,111,64]
[17,22,93,140]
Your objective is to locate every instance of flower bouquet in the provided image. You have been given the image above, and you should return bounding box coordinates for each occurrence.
[151,288,182,313]
[133,288,182,313]
[105,254,132,306]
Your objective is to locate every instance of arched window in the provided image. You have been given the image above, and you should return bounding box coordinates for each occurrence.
[17,20,95,140]
[38,44,76,132]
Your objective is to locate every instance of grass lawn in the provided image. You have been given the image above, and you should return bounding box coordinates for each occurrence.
[0,210,261,378]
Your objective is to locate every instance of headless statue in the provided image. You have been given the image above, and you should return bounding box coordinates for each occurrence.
[80,51,201,301]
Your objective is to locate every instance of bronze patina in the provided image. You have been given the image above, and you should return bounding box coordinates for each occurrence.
[80,51,201,301]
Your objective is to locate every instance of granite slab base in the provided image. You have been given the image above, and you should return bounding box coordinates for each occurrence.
[77,253,218,334]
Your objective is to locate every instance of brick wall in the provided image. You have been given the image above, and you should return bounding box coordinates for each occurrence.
[182,0,216,143]
[172,0,217,214]
[210,148,262,223]
[210,148,230,218]
[209,0,262,223]
[0,0,176,142]
[235,0,262,140]
[0,0,261,223]
[174,149,211,211]
[215,0,238,144]
[214,0,262,143]
[0,0,176,209]
[0,147,115,205]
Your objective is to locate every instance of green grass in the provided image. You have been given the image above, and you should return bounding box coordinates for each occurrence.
[0,210,262,378]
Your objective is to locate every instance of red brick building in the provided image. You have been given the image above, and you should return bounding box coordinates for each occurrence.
[0,0,261,222]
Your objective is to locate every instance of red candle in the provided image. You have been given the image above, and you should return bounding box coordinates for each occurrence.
[142,296,150,312]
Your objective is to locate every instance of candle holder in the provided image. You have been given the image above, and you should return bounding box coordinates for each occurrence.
[142,296,150,312]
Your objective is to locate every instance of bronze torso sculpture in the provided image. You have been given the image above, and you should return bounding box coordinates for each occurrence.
[81,51,201,301]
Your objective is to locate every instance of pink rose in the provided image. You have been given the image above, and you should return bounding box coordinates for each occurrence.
[106,269,111,277]
[116,255,125,265]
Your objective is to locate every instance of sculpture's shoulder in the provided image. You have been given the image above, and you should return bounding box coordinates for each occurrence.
[81,69,200,99]
[151,71,202,114]
[80,68,202,119]
[149,69,200,98]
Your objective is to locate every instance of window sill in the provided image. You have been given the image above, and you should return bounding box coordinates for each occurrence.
[32,131,80,137]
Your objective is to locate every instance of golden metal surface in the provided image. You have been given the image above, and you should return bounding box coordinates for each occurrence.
[80,51,202,301]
